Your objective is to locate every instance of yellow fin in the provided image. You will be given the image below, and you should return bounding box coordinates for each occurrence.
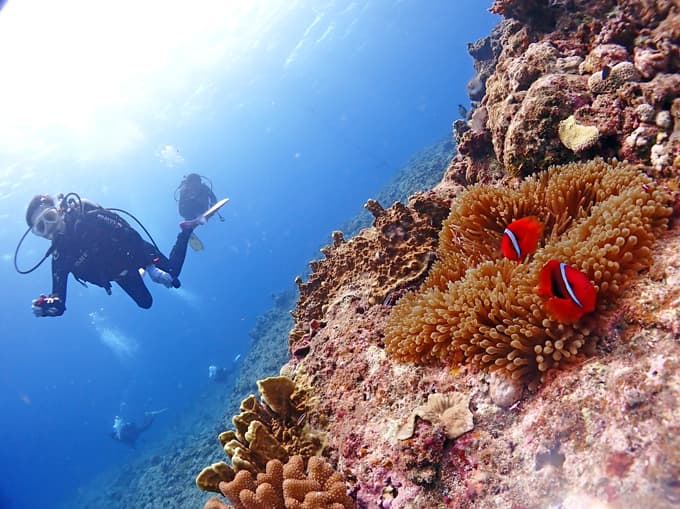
[189,232,204,251]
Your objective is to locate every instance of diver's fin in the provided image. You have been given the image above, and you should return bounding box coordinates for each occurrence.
[203,198,229,221]
[189,232,204,251]
[180,198,229,231]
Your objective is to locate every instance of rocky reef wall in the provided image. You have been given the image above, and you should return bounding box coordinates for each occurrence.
[271,1,680,508]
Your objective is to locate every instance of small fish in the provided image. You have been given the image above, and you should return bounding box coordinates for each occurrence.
[601,65,611,80]
[501,216,544,261]
[537,260,596,323]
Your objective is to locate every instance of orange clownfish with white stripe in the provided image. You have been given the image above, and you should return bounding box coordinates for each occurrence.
[537,260,596,323]
[501,216,544,261]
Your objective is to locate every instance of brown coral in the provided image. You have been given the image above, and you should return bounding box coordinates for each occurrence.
[500,72,591,175]
[204,455,354,509]
[384,159,672,383]
[587,61,641,95]
[289,191,455,350]
[196,461,236,492]
[196,376,323,493]
[204,497,230,509]
[396,392,474,440]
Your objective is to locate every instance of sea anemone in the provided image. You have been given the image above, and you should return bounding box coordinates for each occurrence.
[384,159,672,383]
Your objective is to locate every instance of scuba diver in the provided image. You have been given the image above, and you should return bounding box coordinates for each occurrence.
[110,409,167,448]
[208,355,241,383]
[208,364,231,383]
[17,192,224,317]
[175,173,224,251]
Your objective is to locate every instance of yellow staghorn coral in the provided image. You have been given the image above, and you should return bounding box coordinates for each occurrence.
[203,455,354,509]
[384,159,673,383]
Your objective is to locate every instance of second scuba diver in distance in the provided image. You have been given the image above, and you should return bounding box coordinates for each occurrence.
[22,191,227,317]
[110,408,167,448]
[175,173,225,251]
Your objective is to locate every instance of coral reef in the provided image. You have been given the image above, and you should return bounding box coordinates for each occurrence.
[196,375,323,493]
[276,3,680,505]
[289,191,457,353]
[465,20,513,106]
[384,159,672,383]
[462,0,680,177]
[586,61,640,95]
[202,455,354,509]
[281,223,680,507]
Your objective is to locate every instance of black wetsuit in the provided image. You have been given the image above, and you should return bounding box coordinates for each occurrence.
[178,181,217,221]
[49,200,192,314]
[111,414,154,447]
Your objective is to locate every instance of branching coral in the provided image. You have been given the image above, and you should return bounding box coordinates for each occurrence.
[202,455,354,509]
[196,376,323,493]
[384,159,672,383]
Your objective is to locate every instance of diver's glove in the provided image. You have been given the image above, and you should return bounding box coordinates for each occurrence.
[146,265,174,288]
[32,294,65,317]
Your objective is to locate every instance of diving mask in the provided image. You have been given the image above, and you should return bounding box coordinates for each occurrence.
[31,206,61,239]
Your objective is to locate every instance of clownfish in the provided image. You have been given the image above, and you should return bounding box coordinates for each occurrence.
[501,216,544,261]
[537,260,596,323]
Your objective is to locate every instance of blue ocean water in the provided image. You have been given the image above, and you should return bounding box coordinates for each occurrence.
[0,1,497,508]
